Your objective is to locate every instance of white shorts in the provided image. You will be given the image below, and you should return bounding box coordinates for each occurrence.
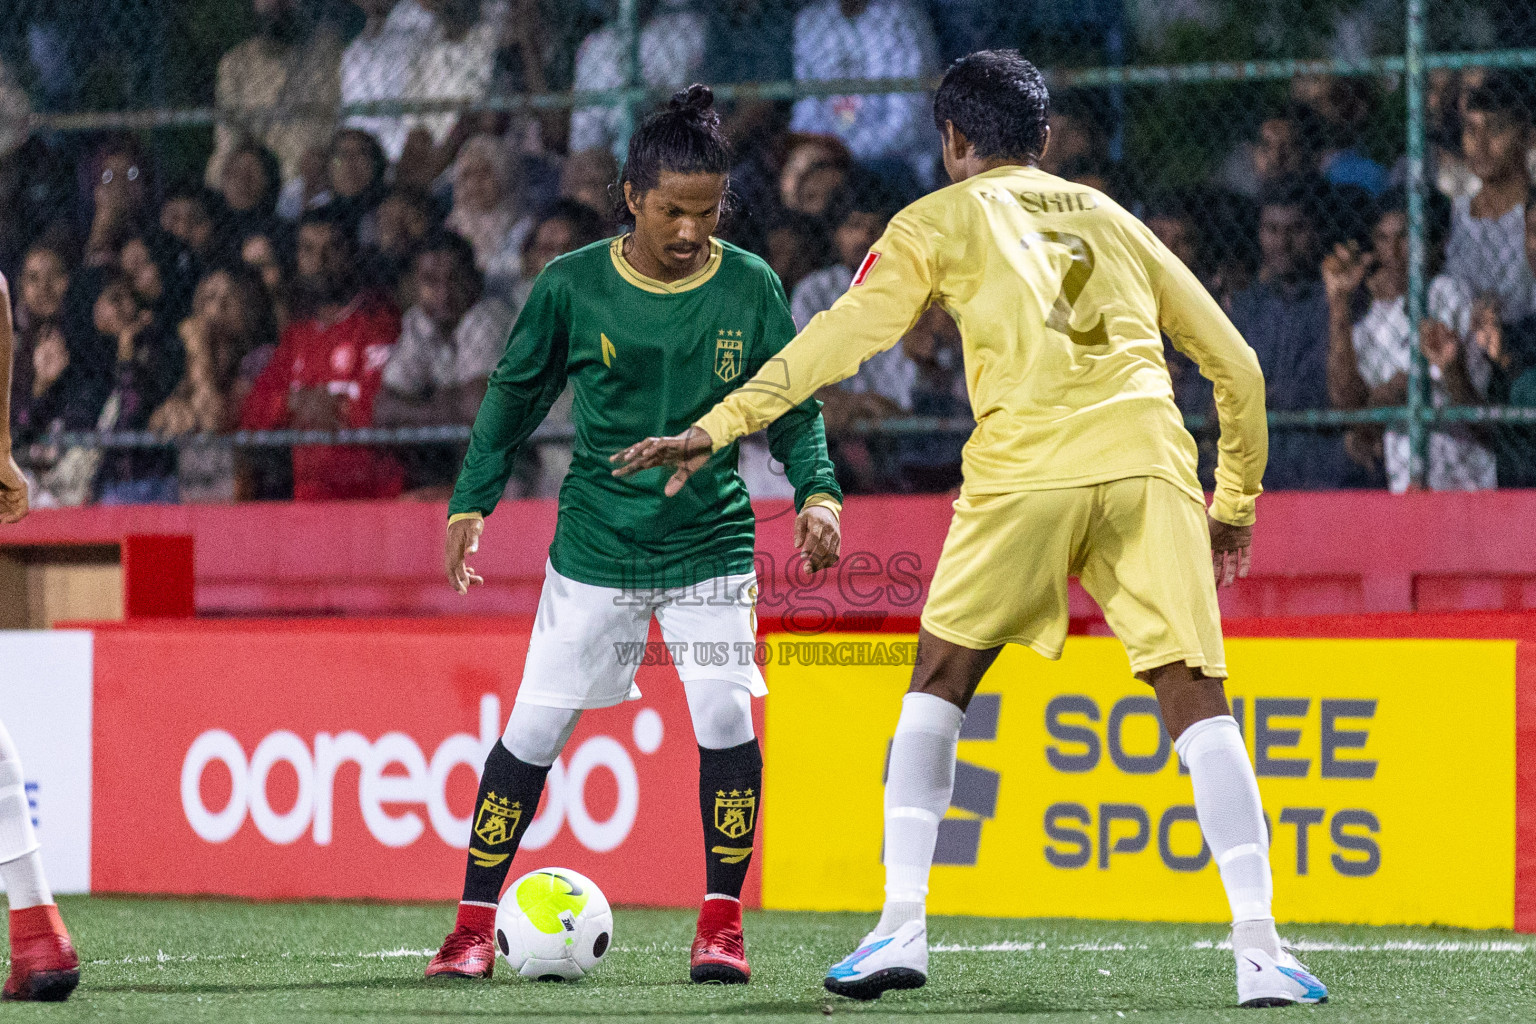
[516,560,768,710]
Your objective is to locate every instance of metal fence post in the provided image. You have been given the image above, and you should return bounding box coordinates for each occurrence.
[612,0,641,165]
[1405,0,1429,487]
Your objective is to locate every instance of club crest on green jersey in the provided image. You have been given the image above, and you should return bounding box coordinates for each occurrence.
[715,329,743,382]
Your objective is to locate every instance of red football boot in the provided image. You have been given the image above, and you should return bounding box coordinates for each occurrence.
[425,904,496,979]
[690,897,750,984]
[4,904,79,1002]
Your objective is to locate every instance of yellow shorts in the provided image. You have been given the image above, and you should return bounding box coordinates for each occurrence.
[920,476,1227,678]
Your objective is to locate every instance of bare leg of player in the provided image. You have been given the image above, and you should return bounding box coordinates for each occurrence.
[1149,662,1327,1007]
[824,629,998,1001]
[0,717,79,1002]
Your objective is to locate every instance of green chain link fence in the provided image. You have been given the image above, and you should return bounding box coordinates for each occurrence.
[2,1,1536,500]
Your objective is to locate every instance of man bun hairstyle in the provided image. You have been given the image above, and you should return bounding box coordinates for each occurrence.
[670,82,719,122]
[615,83,733,224]
[933,49,1050,163]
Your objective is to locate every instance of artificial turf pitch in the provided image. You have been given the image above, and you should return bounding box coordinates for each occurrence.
[2,897,1533,1023]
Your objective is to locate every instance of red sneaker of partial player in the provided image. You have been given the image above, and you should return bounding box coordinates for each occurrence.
[4,905,79,1002]
[425,925,496,979]
[690,897,750,984]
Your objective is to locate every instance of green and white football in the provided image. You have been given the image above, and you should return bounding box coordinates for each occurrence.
[495,868,613,981]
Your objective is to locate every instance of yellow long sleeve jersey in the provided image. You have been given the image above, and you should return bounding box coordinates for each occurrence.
[695,165,1268,526]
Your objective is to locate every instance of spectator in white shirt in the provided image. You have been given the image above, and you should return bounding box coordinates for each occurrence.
[790,184,914,417]
[1325,190,1495,492]
[339,0,505,181]
[789,184,916,492]
[206,0,342,189]
[341,1,430,163]
[377,231,511,426]
[376,231,513,493]
[1445,75,1536,325]
[789,0,941,186]
[568,0,706,156]
[446,135,534,300]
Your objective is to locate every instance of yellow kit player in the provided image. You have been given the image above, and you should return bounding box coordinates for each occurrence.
[613,50,1327,1010]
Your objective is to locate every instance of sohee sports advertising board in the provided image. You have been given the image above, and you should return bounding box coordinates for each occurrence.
[763,635,1517,929]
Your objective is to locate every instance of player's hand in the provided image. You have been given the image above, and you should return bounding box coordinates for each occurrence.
[794,504,841,573]
[445,516,485,595]
[1208,516,1251,588]
[0,452,30,525]
[609,425,713,497]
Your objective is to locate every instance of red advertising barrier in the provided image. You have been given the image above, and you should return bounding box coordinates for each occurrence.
[92,618,763,906]
[121,535,195,619]
[8,490,1536,619]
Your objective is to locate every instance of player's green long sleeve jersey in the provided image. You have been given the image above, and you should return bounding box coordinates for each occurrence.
[450,236,842,589]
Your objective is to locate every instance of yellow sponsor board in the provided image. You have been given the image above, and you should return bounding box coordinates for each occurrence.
[762,634,1516,928]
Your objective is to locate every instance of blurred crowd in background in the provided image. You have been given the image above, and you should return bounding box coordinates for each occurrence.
[1,0,1535,505]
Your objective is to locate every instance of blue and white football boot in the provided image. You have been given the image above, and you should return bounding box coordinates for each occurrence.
[823,919,928,1001]
[1236,947,1329,1007]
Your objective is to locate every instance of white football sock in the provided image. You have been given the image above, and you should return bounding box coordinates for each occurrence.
[0,719,52,910]
[875,692,964,936]
[1175,715,1280,958]
[683,678,755,750]
[502,701,582,767]
[0,852,51,910]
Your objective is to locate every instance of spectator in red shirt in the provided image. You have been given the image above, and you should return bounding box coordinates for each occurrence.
[240,208,403,500]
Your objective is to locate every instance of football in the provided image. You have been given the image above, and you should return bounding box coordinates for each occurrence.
[495,868,613,982]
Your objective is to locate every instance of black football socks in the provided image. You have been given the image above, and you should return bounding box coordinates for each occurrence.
[461,740,550,905]
[698,739,764,898]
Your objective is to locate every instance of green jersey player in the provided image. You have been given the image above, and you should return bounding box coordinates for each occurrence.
[427,85,844,986]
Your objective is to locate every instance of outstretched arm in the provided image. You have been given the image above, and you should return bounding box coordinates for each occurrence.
[449,279,569,520]
[1148,231,1268,526]
[1139,224,1267,585]
[757,270,844,571]
[612,215,934,486]
[445,277,568,592]
[0,274,28,524]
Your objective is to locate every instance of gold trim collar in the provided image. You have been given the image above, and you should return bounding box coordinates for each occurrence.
[609,236,723,294]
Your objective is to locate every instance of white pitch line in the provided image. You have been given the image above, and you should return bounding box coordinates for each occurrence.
[930,942,1153,952]
[1280,940,1532,953]
[930,939,1535,954]
[61,937,1532,970]
[77,945,675,968]
[1193,939,1536,953]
